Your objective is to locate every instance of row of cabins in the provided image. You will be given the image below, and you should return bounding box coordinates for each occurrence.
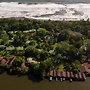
[47,70,86,82]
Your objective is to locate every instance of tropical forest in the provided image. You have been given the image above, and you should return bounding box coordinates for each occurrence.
[0,18,90,79]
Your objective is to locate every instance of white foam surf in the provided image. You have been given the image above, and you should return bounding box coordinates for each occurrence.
[0,2,90,21]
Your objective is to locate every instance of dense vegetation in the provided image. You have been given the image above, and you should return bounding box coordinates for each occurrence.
[0,18,90,79]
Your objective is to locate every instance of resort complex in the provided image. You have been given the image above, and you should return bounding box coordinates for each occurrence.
[0,18,90,82]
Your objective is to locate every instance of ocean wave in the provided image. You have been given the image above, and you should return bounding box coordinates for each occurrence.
[0,2,90,21]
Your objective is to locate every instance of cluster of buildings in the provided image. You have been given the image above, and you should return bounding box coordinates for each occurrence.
[0,56,40,74]
[47,55,90,82]
[47,70,86,82]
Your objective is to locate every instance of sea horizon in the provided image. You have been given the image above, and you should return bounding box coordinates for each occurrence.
[1,0,90,3]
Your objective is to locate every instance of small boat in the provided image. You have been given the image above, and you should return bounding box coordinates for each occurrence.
[60,78,63,82]
[69,72,74,82]
[70,78,72,82]
[74,73,79,81]
[56,77,58,81]
[63,78,65,81]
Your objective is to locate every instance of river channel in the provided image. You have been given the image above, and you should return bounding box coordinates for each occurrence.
[0,73,90,90]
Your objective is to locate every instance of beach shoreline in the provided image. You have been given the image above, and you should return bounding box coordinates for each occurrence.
[0,2,90,21]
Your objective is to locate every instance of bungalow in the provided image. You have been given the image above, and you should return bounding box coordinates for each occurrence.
[66,71,70,79]
[82,73,86,80]
[57,70,61,78]
[70,72,74,78]
[53,69,57,77]
[60,71,66,81]
[74,73,79,80]
[49,70,53,81]
[78,72,83,80]
[53,70,58,81]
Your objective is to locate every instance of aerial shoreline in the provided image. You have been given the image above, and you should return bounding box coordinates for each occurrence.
[0,18,90,82]
[0,17,90,21]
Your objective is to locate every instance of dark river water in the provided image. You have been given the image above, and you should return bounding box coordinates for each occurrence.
[0,73,90,90]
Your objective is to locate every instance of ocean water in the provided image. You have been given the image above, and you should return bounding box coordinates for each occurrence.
[1,0,90,3]
[0,0,90,21]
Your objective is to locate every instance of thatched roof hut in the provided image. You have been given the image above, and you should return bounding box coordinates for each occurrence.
[75,73,79,79]
[49,70,53,77]
[82,73,86,80]
[66,71,70,78]
[70,72,74,78]
[78,72,82,79]
[61,71,66,77]
[57,70,61,77]
[53,70,57,77]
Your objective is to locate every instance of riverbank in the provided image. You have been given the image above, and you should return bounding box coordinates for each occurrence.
[0,73,90,90]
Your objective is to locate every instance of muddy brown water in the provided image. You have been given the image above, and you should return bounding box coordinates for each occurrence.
[0,73,90,90]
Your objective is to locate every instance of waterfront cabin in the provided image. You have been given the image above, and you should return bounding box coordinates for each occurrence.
[78,72,83,80]
[53,69,56,78]
[57,70,61,77]
[61,71,66,81]
[57,70,62,81]
[70,72,74,78]
[74,73,79,80]
[53,70,58,81]
[66,71,70,79]
[48,70,53,81]
[82,73,86,81]
[70,72,74,82]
